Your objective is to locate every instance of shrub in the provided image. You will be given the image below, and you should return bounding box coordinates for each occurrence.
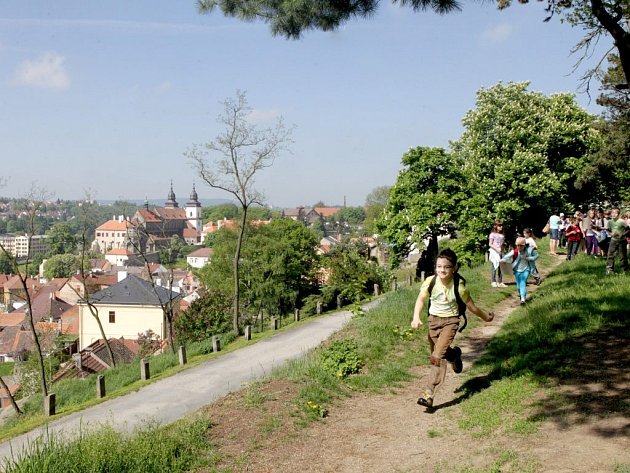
[320,339,363,379]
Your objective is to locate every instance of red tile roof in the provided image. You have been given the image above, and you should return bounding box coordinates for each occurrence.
[315,207,341,217]
[96,220,129,231]
[0,312,26,327]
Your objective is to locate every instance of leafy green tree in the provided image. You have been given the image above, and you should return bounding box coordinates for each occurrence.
[0,252,12,274]
[242,218,319,317]
[202,203,239,222]
[364,186,390,234]
[46,222,77,256]
[451,82,599,250]
[583,54,630,204]
[322,239,390,305]
[188,90,294,334]
[175,290,232,343]
[377,146,465,266]
[43,254,79,279]
[335,207,366,225]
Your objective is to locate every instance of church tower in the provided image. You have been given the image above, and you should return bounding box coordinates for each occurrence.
[186,183,202,231]
[165,181,178,209]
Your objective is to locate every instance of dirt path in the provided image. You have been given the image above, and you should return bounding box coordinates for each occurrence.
[200,259,630,472]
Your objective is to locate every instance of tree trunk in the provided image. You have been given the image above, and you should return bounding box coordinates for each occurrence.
[87,302,116,368]
[590,0,630,85]
[232,206,249,335]
[22,293,48,397]
[0,375,21,415]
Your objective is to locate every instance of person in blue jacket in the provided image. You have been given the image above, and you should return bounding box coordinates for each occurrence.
[501,236,539,305]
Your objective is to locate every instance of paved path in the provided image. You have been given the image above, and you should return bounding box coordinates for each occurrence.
[0,300,381,465]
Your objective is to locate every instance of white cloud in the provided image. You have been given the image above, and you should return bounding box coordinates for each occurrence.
[247,108,283,124]
[14,52,70,90]
[481,23,513,43]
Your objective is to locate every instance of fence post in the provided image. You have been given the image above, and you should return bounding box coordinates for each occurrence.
[212,335,221,352]
[140,358,150,381]
[392,278,398,291]
[420,271,426,282]
[178,345,187,365]
[316,301,322,315]
[244,325,252,341]
[373,283,380,296]
[407,274,413,286]
[96,375,106,399]
[294,309,300,322]
[271,317,279,330]
[336,295,342,309]
[44,393,56,416]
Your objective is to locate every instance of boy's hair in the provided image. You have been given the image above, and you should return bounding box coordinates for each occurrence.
[437,248,458,267]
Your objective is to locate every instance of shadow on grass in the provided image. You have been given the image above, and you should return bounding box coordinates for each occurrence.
[457,257,630,436]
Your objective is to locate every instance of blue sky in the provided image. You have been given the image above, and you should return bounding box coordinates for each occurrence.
[0,1,611,208]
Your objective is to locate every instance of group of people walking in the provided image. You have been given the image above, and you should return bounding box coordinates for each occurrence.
[411,207,628,411]
[547,207,630,275]
[488,221,540,305]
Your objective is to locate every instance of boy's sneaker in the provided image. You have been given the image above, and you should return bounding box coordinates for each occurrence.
[450,347,463,373]
[498,283,508,288]
[534,276,542,285]
[417,392,433,408]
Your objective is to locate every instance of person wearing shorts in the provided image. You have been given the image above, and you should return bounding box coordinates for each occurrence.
[548,211,561,256]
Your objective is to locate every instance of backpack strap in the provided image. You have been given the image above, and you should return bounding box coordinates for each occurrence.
[426,275,438,315]
[453,273,468,333]
[427,274,468,333]
[512,247,518,262]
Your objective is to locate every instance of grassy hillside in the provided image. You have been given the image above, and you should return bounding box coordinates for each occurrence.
[3,252,629,472]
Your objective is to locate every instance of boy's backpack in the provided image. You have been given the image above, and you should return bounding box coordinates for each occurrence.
[427,273,468,333]
[512,247,519,262]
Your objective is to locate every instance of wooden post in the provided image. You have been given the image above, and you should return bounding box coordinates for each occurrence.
[294,309,300,322]
[271,317,279,330]
[244,325,252,341]
[392,278,398,291]
[141,358,150,381]
[420,271,426,282]
[212,335,221,352]
[44,393,56,416]
[407,274,413,286]
[336,295,342,309]
[373,283,380,296]
[178,345,187,365]
[316,301,322,315]
[96,375,106,399]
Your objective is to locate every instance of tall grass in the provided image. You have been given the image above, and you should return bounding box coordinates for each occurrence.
[1,418,211,473]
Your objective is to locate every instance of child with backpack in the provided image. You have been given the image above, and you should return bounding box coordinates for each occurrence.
[500,237,539,305]
[411,248,495,409]
[523,228,542,285]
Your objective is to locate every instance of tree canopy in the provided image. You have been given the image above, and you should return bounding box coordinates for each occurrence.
[378,146,465,264]
[379,82,606,264]
[198,0,630,86]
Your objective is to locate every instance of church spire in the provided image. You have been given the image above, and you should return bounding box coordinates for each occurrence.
[165,180,178,208]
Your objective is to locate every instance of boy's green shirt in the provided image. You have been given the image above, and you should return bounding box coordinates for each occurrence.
[607,218,629,241]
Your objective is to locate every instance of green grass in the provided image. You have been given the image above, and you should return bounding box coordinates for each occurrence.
[0,417,212,473]
[0,362,15,377]
[5,249,628,471]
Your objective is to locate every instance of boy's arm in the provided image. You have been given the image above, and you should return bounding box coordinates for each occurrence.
[528,248,539,261]
[465,298,494,322]
[411,291,427,328]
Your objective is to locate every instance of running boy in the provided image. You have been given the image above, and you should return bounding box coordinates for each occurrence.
[411,248,494,409]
